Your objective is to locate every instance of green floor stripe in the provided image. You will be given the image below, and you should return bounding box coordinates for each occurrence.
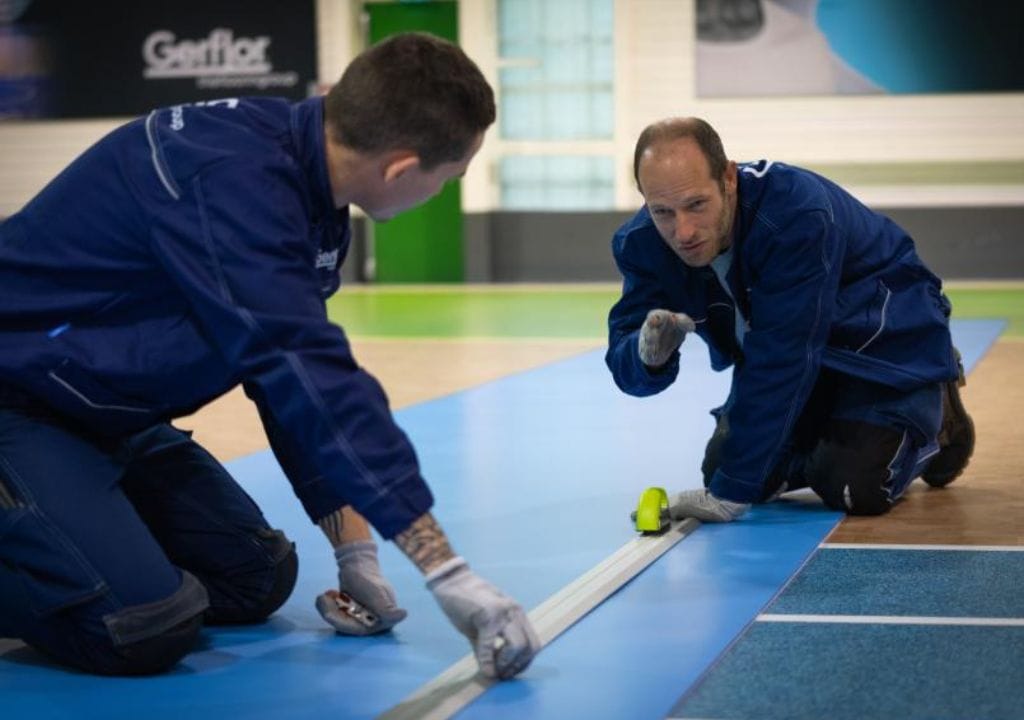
[327,286,1024,339]
[327,288,618,338]
[946,288,1024,337]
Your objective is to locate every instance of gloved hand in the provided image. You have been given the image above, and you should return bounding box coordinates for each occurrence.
[639,309,696,368]
[668,489,749,522]
[315,540,407,635]
[426,557,540,680]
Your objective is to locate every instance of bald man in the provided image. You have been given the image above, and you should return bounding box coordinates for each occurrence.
[606,117,973,521]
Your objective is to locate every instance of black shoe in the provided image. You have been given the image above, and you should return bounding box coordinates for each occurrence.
[922,349,975,487]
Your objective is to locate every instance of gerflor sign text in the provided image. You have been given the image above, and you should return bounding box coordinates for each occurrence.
[143,29,272,78]
[5,0,316,118]
[142,27,299,91]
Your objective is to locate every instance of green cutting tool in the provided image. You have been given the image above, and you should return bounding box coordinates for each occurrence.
[632,486,671,534]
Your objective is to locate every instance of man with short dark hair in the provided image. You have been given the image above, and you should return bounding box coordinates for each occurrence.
[0,32,539,679]
[607,117,974,523]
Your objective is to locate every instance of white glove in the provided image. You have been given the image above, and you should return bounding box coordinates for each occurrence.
[639,309,696,368]
[426,557,540,680]
[669,489,749,522]
[315,541,407,635]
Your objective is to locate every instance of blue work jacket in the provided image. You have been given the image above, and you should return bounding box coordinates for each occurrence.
[0,96,432,538]
[606,160,957,504]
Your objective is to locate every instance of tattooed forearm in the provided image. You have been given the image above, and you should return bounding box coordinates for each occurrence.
[317,508,346,548]
[317,506,372,548]
[394,512,456,574]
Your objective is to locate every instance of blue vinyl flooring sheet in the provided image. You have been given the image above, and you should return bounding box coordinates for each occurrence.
[0,319,1006,720]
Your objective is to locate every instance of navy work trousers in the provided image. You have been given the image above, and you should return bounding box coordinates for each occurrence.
[0,395,295,674]
[703,367,943,513]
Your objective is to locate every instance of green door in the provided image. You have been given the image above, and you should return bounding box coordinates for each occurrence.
[365,1,464,283]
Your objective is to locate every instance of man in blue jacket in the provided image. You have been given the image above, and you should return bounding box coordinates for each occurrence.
[0,33,538,679]
[607,117,974,523]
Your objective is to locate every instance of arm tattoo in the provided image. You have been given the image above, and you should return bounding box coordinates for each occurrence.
[394,512,456,574]
[317,508,346,548]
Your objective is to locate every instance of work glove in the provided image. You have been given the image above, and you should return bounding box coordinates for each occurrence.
[315,540,407,635]
[668,488,749,522]
[639,309,696,368]
[426,557,540,680]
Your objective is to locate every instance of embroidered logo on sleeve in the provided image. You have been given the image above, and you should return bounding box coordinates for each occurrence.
[316,248,340,270]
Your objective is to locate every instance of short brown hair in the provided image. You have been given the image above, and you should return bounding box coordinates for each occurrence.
[633,117,728,190]
[325,32,495,170]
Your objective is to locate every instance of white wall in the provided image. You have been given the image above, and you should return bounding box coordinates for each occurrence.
[610,0,1024,209]
[2,0,1022,217]
[478,0,1024,211]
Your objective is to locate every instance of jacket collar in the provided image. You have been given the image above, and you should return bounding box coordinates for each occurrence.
[289,96,348,233]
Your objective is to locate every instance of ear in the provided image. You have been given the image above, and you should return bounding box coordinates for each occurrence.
[723,160,738,193]
[382,152,420,184]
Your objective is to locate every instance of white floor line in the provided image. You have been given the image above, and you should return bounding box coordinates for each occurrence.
[377,518,701,720]
[758,613,1024,626]
[820,543,1024,552]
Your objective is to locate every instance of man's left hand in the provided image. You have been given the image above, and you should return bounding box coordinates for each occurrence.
[668,489,749,522]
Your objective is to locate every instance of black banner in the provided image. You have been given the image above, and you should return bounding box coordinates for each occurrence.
[1,0,316,118]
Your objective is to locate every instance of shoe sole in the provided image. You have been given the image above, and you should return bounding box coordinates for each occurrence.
[923,364,975,487]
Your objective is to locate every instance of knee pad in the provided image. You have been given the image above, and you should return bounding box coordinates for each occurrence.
[102,612,204,676]
[806,420,903,516]
[203,528,298,625]
[249,540,298,621]
[70,570,208,676]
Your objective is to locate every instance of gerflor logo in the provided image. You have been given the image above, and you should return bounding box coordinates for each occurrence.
[143,28,272,78]
[141,27,298,90]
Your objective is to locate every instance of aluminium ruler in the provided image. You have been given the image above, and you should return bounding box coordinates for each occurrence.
[378,517,701,720]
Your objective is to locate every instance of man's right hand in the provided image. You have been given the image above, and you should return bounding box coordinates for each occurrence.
[316,540,407,635]
[426,557,540,680]
[639,309,696,368]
